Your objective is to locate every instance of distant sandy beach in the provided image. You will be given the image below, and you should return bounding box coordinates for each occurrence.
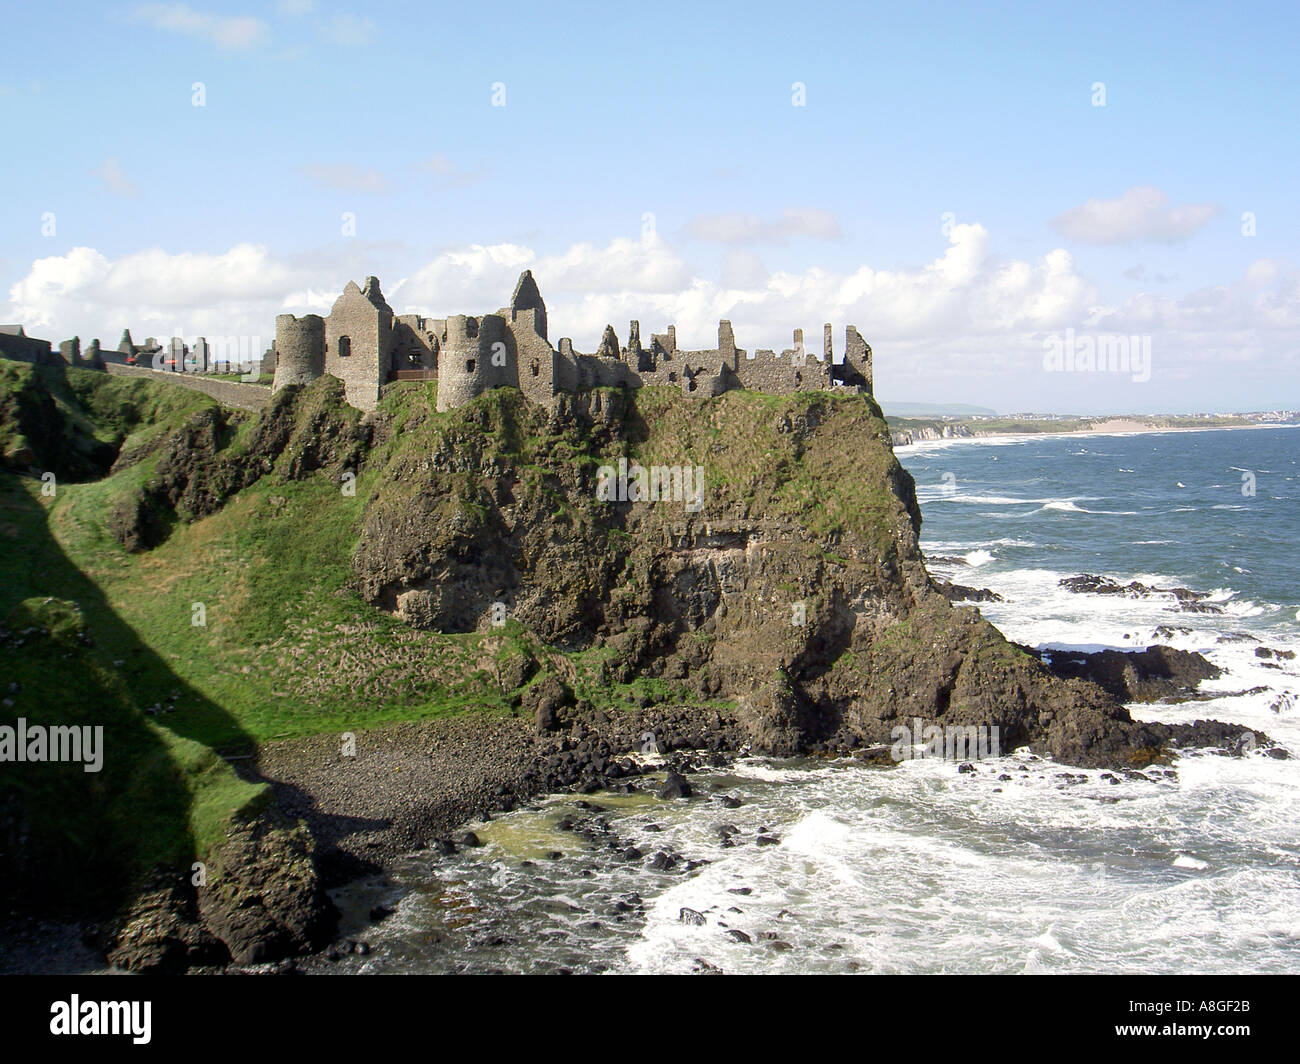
[896,418,1296,448]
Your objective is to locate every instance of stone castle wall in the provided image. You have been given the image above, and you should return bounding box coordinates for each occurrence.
[102,362,272,412]
[436,314,519,411]
[323,278,392,412]
[0,327,61,367]
[55,268,873,417]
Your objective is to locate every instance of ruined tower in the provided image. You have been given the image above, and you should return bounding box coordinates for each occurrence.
[324,276,393,412]
[436,313,517,412]
[272,313,326,392]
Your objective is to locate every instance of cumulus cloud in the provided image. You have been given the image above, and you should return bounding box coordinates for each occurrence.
[394,224,1095,351]
[5,244,310,342]
[132,3,270,49]
[295,163,388,192]
[5,229,1295,409]
[684,208,841,244]
[1053,186,1221,244]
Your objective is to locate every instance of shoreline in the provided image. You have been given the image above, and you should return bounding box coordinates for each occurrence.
[238,704,749,892]
[894,418,1298,449]
[6,665,1283,975]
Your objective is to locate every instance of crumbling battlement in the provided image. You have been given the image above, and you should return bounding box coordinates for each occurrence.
[272,270,873,414]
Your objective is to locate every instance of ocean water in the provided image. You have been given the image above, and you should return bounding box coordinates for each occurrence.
[332,427,1300,974]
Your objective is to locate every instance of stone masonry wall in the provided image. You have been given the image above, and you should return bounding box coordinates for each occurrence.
[324,279,391,412]
[102,363,272,412]
[273,314,325,393]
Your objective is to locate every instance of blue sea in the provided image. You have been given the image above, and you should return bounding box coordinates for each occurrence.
[329,426,1300,974]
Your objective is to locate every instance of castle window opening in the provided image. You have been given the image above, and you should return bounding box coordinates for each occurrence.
[531,360,539,377]
[466,359,475,373]
[338,335,351,358]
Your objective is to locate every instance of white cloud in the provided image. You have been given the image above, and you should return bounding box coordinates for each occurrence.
[295,163,388,192]
[5,230,1295,408]
[5,244,309,342]
[684,208,841,244]
[396,224,1092,350]
[1053,186,1221,244]
[132,4,270,49]
[276,0,314,14]
[92,157,138,198]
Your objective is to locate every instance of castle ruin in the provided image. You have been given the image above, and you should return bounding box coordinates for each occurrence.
[272,271,873,412]
[2,271,873,414]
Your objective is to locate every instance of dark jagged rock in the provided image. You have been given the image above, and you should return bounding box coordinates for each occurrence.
[932,578,1003,603]
[524,676,575,733]
[1060,573,1223,614]
[196,814,336,966]
[103,812,335,972]
[1036,644,1222,703]
[657,770,693,799]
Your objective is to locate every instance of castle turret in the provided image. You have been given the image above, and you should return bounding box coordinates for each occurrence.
[273,313,325,392]
[436,313,516,411]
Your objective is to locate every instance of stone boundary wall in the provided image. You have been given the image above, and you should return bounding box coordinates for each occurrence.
[103,363,272,412]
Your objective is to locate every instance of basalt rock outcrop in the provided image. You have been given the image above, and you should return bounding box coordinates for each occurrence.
[106,377,371,551]
[346,384,1257,768]
[101,813,336,972]
[1060,573,1224,614]
[1035,644,1222,704]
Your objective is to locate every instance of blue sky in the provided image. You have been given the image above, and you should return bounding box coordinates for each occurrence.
[2,0,1297,413]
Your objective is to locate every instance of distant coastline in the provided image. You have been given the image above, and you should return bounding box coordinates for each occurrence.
[888,412,1300,447]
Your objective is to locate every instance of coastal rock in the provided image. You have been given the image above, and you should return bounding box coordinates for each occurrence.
[932,578,1003,603]
[657,771,693,799]
[101,874,227,974]
[1059,574,1223,614]
[1037,645,1222,703]
[196,814,336,966]
[523,676,575,733]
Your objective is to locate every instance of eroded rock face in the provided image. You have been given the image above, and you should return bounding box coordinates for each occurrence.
[102,813,334,972]
[348,388,1188,768]
[1037,645,1223,703]
[197,815,336,965]
[101,873,227,974]
[107,377,372,551]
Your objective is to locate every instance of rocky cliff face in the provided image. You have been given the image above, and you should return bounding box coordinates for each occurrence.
[348,384,1174,767]
[3,366,1271,972]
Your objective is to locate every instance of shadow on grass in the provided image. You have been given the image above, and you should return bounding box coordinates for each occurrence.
[0,473,260,919]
